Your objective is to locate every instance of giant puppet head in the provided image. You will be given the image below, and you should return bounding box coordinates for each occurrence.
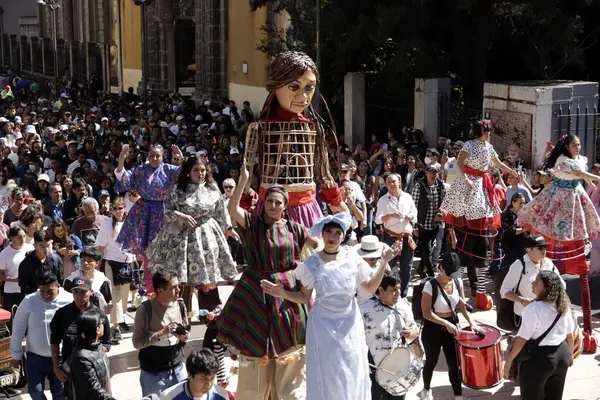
[263,51,320,116]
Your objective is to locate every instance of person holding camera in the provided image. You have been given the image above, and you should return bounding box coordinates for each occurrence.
[132,270,190,397]
[412,164,446,278]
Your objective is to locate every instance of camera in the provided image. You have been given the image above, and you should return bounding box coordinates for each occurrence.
[174,323,189,336]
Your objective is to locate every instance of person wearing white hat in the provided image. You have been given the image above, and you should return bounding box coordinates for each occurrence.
[353,235,391,304]
[170,115,185,135]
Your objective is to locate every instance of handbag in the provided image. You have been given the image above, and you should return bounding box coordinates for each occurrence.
[496,258,525,331]
[516,312,561,362]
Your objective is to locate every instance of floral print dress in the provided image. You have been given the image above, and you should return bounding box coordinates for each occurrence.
[519,155,600,241]
[145,182,237,285]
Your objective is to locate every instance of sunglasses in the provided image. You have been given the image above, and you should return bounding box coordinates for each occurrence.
[113,206,124,211]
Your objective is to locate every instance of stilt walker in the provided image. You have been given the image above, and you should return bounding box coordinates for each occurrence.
[441,120,518,310]
[519,134,600,353]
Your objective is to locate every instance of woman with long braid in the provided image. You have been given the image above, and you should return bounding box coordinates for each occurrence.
[503,270,575,400]
[218,159,320,399]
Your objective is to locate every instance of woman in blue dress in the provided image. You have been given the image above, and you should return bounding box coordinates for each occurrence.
[114,143,183,292]
[261,212,401,399]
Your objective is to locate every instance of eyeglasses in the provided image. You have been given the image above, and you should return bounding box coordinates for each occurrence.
[223,186,234,190]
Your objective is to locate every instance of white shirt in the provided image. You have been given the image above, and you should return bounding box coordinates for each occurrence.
[374,191,418,234]
[360,297,416,365]
[95,218,135,263]
[0,244,34,293]
[500,255,565,316]
[517,302,575,346]
[553,154,587,180]
[67,159,97,176]
[423,278,462,313]
[349,180,366,203]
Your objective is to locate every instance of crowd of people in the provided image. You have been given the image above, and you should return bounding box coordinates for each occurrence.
[0,49,593,400]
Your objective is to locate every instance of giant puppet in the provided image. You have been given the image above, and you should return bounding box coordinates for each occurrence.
[241,51,342,228]
[519,134,600,353]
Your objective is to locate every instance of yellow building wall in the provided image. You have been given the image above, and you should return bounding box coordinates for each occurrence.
[228,3,270,111]
[119,0,142,92]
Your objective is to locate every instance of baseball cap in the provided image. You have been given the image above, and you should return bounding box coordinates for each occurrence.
[159,121,168,128]
[66,140,77,147]
[98,190,110,198]
[101,117,109,122]
[118,117,127,123]
[88,114,97,119]
[37,173,50,182]
[439,253,462,279]
[522,234,551,248]
[25,125,36,134]
[70,276,92,291]
[14,116,22,124]
[0,117,7,123]
[230,148,240,155]
[426,164,440,172]
[176,115,184,121]
[203,100,211,107]
[340,163,350,171]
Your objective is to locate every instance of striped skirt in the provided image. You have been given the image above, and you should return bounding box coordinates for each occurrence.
[217,267,309,358]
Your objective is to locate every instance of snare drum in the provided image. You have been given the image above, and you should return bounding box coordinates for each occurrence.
[455,324,503,389]
[376,346,423,396]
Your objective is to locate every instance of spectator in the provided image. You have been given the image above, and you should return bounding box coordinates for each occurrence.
[70,308,116,400]
[18,229,64,296]
[50,275,111,400]
[0,226,34,321]
[62,178,87,227]
[49,218,82,277]
[44,182,65,221]
[10,271,72,400]
[159,349,231,400]
[71,197,109,246]
[132,270,189,397]
[3,187,27,226]
[33,173,50,203]
[505,173,532,206]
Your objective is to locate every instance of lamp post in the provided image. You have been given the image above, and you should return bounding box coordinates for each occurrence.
[0,7,5,72]
[133,0,154,109]
[38,0,60,97]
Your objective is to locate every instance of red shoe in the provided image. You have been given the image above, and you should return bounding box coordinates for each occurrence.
[476,293,493,310]
[583,331,598,354]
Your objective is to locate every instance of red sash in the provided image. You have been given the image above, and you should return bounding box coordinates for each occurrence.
[463,165,498,208]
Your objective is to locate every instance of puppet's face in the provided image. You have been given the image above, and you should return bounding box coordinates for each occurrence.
[275,69,317,114]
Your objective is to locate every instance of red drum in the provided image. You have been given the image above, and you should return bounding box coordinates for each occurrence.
[455,324,503,389]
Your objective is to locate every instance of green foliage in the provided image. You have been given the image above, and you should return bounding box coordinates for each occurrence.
[249,0,600,133]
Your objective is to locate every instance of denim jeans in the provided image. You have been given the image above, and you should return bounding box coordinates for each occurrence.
[382,234,414,298]
[26,352,66,400]
[139,363,187,397]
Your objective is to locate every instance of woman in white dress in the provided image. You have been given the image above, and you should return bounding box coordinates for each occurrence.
[261,212,401,399]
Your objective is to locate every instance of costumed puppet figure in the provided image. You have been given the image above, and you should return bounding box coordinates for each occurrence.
[519,134,600,353]
[242,51,342,229]
[440,120,518,310]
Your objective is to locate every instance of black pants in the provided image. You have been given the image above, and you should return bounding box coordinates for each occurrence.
[421,318,462,395]
[456,227,491,291]
[418,227,439,277]
[519,341,570,400]
[3,292,24,331]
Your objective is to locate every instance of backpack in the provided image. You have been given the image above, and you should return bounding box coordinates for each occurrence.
[412,276,460,321]
[143,298,189,332]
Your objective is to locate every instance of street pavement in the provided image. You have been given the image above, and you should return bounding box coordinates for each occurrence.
[15,264,600,399]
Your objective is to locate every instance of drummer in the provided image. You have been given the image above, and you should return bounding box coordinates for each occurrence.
[500,234,565,325]
[420,253,479,400]
[360,271,419,400]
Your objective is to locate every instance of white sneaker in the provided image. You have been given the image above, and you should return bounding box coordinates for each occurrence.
[418,389,432,400]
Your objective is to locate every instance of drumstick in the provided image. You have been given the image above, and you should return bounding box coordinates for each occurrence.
[368,363,397,376]
[457,329,486,338]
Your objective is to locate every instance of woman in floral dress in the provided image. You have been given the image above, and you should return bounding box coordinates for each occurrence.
[114,143,183,292]
[145,155,238,304]
[519,133,600,352]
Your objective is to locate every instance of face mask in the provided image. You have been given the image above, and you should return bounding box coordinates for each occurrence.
[29,165,36,172]
[424,156,432,165]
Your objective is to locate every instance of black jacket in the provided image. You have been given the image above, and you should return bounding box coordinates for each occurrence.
[18,250,64,295]
[70,342,116,400]
[62,195,84,228]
